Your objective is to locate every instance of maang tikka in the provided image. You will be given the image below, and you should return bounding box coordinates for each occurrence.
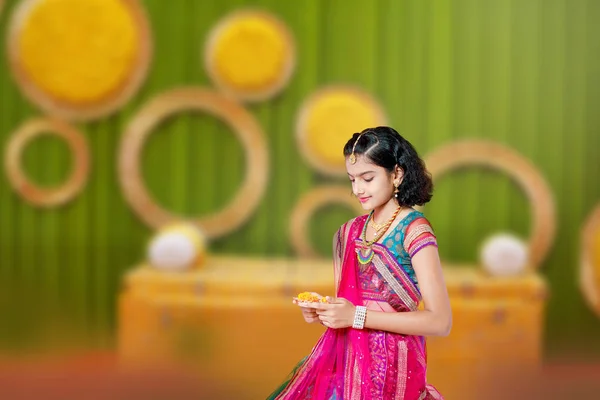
[349,131,366,164]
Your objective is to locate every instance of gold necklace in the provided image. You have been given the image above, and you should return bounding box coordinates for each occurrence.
[357,206,402,265]
[362,206,402,246]
[370,218,388,234]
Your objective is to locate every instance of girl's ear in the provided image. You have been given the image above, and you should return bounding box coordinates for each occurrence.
[395,165,404,184]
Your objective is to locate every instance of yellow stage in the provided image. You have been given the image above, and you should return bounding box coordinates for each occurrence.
[118,256,546,399]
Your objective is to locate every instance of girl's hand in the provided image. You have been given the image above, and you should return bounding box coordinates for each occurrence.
[298,306,320,324]
[313,297,356,329]
[293,292,323,324]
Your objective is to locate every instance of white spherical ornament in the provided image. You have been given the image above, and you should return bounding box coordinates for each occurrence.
[480,233,529,276]
[147,223,207,271]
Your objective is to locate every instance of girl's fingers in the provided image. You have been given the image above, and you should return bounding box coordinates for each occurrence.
[302,310,318,318]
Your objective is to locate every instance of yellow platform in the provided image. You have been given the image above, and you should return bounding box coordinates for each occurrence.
[118,256,546,400]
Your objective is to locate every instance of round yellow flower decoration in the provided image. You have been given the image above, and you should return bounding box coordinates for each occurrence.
[7,0,152,121]
[205,9,295,102]
[581,205,600,319]
[296,86,387,177]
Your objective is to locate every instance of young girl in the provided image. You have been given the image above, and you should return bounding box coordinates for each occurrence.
[269,126,451,399]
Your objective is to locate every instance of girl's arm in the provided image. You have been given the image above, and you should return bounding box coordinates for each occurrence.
[360,245,452,336]
[316,245,452,337]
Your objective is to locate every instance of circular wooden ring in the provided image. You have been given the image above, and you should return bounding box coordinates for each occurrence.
[424,140,556,270]
[290,186,364,258]
[296,85,387,177]
[204,9,296,103]
[580,205,600,318]
[7,0,152,121]
[4,118,90,207]
[118,87,269,239]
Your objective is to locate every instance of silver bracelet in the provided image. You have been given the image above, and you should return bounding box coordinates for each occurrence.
[352,306,367,329]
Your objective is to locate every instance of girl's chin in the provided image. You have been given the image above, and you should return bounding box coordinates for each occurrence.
[359,203,375,211]
[359,199,391,211]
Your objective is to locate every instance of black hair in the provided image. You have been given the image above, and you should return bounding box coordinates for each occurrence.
[343,126,433,207]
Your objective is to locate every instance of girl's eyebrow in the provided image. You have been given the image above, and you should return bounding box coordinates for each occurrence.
[347,171,376,178]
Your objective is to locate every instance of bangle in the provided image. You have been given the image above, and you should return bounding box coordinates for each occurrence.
[352,306,367,329]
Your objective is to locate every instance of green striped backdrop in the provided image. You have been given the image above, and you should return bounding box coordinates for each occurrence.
[0,0,598,359]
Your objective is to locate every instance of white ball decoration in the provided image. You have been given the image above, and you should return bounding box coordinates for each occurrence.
[480,233,529,276]
[147,223,207,271]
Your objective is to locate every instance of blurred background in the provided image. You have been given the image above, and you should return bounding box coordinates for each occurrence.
[0,0,599,399]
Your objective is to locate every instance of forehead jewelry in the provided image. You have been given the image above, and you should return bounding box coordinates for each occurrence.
[349,132,365,164]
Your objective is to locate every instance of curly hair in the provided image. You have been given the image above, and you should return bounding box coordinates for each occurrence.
[343,126,433,207]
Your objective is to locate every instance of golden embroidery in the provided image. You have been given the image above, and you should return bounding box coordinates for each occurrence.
[395,340,408,399]
[372,256,418,311]
[403,223,435,250]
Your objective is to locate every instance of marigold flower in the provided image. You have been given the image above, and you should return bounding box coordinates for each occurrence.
[296,292,328,303]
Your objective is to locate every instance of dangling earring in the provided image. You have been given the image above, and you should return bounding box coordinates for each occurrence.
[393,181,399,198]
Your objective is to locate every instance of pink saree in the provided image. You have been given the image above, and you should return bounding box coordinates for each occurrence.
[270,214,443,400]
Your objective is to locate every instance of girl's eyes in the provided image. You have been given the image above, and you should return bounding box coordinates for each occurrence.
[349,177,374,183]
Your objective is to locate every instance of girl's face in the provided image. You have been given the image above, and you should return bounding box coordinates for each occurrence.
[346,155,401,211]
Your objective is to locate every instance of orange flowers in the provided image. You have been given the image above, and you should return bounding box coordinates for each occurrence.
[296,292,328,303]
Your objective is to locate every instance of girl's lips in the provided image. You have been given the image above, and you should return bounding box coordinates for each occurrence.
[358,197,370,203]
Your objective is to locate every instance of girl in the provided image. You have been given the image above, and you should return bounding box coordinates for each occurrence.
[269,126,451,399]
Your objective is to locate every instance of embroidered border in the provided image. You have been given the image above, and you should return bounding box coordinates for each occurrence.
[403,223,435,249]
[395,340,408,399]
[372,255,418,311]
[374,243,421,300]
[408,237,438,258]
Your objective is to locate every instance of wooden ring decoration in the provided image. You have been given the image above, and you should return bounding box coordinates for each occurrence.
[580,205,600,318]
[4,118,89,207]
[204,9,296,102]
[296,85,387,177]
[290,186,364,258]
[7,0,152,121]
[423,140,556,270]
[118,87,269,239]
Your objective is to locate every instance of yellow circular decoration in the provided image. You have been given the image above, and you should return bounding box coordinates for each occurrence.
[118,87,269,239]
[290,186,364,258]
[296,86,387,177]
[205,9,295,102]
[4,118,89,207]
[580,205,600,318]
[7,0,152,121]
[424,140,556,270]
